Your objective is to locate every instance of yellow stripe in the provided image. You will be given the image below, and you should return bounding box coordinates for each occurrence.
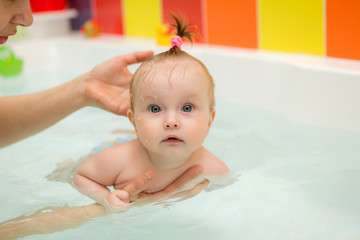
[123,0,162,38]
[259,0,325,55]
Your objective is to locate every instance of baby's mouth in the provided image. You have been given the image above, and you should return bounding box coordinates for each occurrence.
[162,136,183,143]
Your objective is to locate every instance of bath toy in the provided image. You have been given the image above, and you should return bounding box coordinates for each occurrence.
[0,46,23,77]
[81,19,102,38]
[156,24,175,46]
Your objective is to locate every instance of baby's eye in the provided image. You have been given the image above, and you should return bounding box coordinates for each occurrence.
[182,104,193,112]
[150,105,161,113]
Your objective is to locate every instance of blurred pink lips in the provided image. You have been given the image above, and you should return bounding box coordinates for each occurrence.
[0,30,17,44]
[162,135,183,143]
[0,36,9,45]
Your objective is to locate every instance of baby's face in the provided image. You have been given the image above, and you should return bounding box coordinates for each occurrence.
[129,59,215,160]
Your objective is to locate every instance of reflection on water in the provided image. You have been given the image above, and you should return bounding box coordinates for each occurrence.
[1,96,360,239]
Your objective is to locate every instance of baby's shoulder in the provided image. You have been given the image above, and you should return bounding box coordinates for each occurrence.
[94,139,141,163]
[195,147,229,175]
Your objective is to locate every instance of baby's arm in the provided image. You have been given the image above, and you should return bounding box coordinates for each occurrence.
[74,148,130,212]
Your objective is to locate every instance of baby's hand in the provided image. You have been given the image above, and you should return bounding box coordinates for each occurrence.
[105,190,132,213]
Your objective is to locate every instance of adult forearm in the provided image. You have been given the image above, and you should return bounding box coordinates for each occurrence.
[0,75,87,148]
[0,204,107,239]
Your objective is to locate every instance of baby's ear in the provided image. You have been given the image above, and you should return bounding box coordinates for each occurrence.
[208,109,216,128]
[127,109,136,128]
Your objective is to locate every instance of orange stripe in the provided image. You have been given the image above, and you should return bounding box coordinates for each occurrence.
[206,0,258,48]
[327,0,360,60]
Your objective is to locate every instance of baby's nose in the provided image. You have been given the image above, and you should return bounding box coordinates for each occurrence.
[164,120,179,129]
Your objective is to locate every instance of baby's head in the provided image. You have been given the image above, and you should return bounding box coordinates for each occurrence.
[130,15,214,113]
[128,15,216,160]
[130,48,215,112]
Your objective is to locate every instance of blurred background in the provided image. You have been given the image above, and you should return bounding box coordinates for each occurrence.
[25,0,360,61]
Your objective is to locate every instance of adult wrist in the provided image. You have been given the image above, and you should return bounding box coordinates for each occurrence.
[72,72,92,109]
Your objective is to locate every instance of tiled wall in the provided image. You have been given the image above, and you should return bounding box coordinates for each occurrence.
[67,0,360,61]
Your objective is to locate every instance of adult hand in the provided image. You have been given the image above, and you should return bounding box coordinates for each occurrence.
[0,51,153,148]
[122,165,209,206]
[81,51,154,116]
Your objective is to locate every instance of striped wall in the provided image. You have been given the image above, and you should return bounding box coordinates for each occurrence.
[69,0,360,61]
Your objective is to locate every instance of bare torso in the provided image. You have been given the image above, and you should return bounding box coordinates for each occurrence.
[111,139,228,193]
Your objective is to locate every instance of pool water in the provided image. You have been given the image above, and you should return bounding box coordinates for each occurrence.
[1,48,360,239]
[1,90,360,239]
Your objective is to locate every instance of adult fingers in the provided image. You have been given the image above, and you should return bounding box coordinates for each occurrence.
[173,179,210,201]
[147,180,210,206]
[163,164,203,194]
[121,51,154,66]
[123,169,154,201]
[131,165,204,205]
[133,170,207,206]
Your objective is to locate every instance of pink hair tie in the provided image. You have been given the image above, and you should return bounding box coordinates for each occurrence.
[171,36,182,50]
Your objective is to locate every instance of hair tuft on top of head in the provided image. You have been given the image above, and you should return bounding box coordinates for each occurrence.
[169,14,200,45]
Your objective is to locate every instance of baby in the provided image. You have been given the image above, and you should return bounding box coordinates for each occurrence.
[74,16,229,212]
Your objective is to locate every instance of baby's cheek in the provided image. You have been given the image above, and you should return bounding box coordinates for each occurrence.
[137,122,158,145]
[186,120,209,142]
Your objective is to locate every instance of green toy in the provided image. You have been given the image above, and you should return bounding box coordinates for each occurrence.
[0,46,23,77]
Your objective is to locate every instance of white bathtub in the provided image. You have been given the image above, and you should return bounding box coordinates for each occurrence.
[1,35,360,240]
